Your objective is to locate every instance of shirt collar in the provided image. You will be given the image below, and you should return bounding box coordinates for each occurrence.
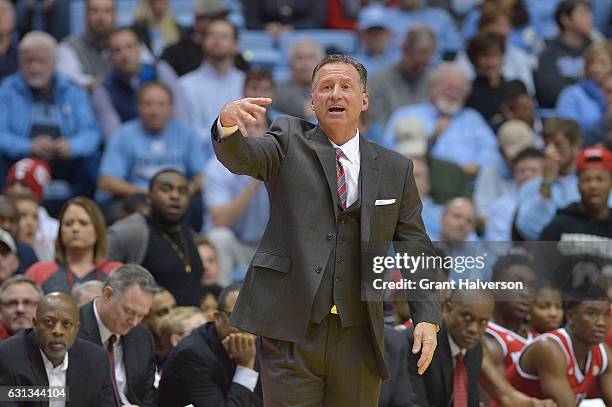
[40,349,69,373]
[329,129,360,164]
[93,298,118,345]
[447,332,466,358]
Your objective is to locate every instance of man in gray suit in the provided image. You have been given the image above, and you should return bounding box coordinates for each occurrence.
[212,54,441,406]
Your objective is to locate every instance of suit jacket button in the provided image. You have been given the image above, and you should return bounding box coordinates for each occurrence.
[326,233,334,240]
[315,266,322,273]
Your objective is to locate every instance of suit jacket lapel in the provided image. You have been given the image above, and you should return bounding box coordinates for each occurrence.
[122,334,137,402]
[25,330,50,407]
[66,347,83,407]
[307,126,340,217]
[80,302,102,346]
[359,136,380,243]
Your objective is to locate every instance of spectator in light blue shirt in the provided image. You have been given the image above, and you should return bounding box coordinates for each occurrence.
[382,0,462,61]
[181,18,245,158]
[384,63,503,180]
[556,41,612,136]
[352,5,400,76]
[98,82,205,200]
[515,117,612,240]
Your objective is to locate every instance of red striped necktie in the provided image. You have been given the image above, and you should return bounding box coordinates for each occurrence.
[453,353,468,407]
[335,148,347,210]
[107,334,122,407]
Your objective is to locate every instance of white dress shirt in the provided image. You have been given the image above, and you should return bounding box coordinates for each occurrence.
[93,299,130,405]
[40,350,68,407]
[330,131,360,208]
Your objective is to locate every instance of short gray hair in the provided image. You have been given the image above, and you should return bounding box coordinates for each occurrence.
[0,275,43,300]
[103,264,160,298]
[72,280,104,303]
[18,31,57,55]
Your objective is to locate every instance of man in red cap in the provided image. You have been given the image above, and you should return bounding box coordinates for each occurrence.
[3,158,58,262]
[540,145,612,241]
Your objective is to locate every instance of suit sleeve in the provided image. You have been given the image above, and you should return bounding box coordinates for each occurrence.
[389,332,421,407]
[0,351,19,407]
[211,116,290,183]
[140,331,157,407]
[404,329,432,407]
[393,160,441,326]
[167,348,258,407]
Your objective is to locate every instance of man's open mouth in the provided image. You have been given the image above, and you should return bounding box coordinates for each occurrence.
[329,107,345,112]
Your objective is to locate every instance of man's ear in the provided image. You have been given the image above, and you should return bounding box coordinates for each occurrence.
[361,92,369,112]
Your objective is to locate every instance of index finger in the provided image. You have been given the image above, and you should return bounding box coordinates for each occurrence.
[244,97,273,106]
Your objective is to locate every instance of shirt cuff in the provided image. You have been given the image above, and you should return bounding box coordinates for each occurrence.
[216,117,239,140]
[232,365,259,392]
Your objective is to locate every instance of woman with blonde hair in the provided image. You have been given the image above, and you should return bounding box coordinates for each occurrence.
[133,0,182,56]
[26,197,121,293]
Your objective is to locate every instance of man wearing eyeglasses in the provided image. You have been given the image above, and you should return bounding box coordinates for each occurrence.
[158,282,263,407]
[0,275,42,340]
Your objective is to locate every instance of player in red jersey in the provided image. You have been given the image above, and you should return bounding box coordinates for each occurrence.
[505,285,612,406]
[529,282,563,335]
[484,254,537,373]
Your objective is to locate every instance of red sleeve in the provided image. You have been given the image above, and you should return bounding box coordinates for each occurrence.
[24,262,59,286]
[98,260,123,276]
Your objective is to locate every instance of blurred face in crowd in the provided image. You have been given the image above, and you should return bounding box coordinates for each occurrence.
[513,156,543,185]
[60,204,97,254]
[311,62,368,140]
[143,289,176,336]
[98,283,153,335]
[444,291,494,350]
[412,158,430,199]
[481,15,512,40]
[201,292,218,322]
[108,29,141,76]
[0,282,39,334]
[198,243,220,286]
[564,4,594,37]
[474,46,503,82]
[0,201,19,238]
[530,286,563,334]
[440,198,475,242]
[19,45,55,89]
[360,26,392,56]
[34,294,79,367]
[203,19,237,62]
[430,70,470,116]
[402,38,436,79]
[398,0,421,11]
[15,198,39,245]
[567,300,611,346]
[291,40,321,87]
[0,242,18,284]
[86,0,115,38]
[0,0,15,37]
[495,265,536,322]
[149,0,169,18]
[214,290,240,341]
[504,94,535,124]
[585,51,612,86]
[243,77,274,136]
[149,172,190,224]
[578,168,612,215]
[138,85,172,133]
[544,132,580,174]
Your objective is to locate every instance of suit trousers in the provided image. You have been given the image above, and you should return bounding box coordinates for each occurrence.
[259,314,381,407]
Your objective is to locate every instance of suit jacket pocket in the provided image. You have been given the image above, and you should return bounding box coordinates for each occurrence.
[252,251,291,273]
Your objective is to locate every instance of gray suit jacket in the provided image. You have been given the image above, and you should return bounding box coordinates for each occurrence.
[212,115,440,379]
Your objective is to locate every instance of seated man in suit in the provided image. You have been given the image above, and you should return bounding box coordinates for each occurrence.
[0,292,115,406]
[77,263,159,407]
[407,289,555,407]
[158,283,263,407]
